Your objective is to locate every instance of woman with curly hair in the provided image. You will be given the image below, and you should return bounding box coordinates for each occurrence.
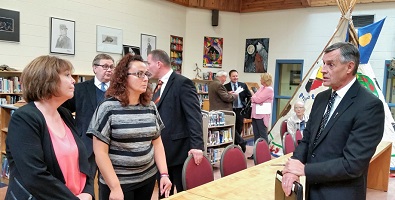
[87,54,171,200]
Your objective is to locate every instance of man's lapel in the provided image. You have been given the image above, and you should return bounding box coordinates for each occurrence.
[313,81,360,148]
[157,72,175,108]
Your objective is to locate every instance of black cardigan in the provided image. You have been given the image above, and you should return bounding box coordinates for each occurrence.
[5,102,94,200]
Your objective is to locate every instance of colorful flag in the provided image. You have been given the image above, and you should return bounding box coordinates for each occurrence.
[358,18,386,64]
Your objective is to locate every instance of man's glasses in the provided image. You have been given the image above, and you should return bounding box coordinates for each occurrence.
[95,64,115,70]
[127,71,152,79]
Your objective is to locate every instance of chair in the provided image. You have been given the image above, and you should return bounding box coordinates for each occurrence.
[220,144,247,177]
[181,154,214,190]
[253,138,271,165]
[295,130,303,147]
[280,120,288,142]
[283,132,296,154]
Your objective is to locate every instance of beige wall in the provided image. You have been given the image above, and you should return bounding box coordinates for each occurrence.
[0,0,394,87]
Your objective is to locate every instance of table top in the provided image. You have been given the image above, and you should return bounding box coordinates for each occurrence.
[169,141,391,200]
[187,153,298,200]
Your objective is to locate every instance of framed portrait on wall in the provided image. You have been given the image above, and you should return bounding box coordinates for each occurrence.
[123,44,140,56]
[50,17,75,55]
[244,38,269,73]
[141,34,156,61]
[0,8,20,42]
[96,25,123,54]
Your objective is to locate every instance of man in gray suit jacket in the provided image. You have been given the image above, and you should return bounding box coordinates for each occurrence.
[62,53,114,180]
[281,42,384,200]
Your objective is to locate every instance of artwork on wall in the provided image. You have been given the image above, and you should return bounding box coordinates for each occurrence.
[141,34,156,61]
[123,45,140,56]
[0,8,20,42]
[203,36,223,68]
[50,17,75,55]
[244,38,269,73]
[96,25,123,54]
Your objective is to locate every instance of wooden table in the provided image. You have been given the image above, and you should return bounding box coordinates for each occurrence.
[186,154,296,200]
[367,140,392,191]
[168,141,392,199]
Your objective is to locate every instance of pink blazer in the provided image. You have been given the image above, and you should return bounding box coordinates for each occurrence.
[251,86,274,127]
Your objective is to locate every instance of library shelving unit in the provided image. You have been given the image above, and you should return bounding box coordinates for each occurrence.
[192,79,211,111]
[202,110,235,164]
[0,104,18,184]
[170,35,183,74]
[0,71,94,184]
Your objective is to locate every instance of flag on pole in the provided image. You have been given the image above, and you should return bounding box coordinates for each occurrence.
[356,18,395,169]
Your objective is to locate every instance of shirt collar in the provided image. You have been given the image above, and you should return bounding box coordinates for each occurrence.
[160,69,173,83]
[94,76,109,88]
[333,78,356,98]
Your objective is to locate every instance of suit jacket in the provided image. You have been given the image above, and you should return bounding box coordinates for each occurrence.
[292,80,384,200]
[224,81,252,108]
[62,78,98,155]
[156,72,204,167]
[6,102,93,199]
[209,78,234,111]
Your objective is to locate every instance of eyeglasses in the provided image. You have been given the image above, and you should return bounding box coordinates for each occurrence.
[127,71,152,79]
[295,107,305,110]
[95,64,115,70]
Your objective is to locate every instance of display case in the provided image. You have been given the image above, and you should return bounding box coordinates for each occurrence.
[202,110,235,164]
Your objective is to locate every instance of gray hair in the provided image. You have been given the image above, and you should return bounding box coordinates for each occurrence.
[216,70,228,77]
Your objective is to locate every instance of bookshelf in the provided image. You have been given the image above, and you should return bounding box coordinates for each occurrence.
[202,110,235,164]
[0,72,93,184]
[0,104,18,184]
[192,79,211,110]
[170,35,183,74]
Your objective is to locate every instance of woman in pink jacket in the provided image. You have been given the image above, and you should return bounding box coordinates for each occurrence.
[248,73,274,159]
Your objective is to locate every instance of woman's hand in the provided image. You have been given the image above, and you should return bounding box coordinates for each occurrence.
[109,187,124,200]
[76,193,92,200]
[160,176,172,198]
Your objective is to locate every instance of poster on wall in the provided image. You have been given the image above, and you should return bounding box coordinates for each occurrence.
[96,25,123,54]
[123,45,140,56]
[0,8,20,42]
[141,34,156,61]
[50,17,75,55]
[203,36,223,68]
[244,38,269,73]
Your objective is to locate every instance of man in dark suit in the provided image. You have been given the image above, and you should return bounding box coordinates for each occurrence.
[62,53,114,180]
[281,42,384,200]
[209,70,247,152]
[147,49,204,197]
[224,70,252,142]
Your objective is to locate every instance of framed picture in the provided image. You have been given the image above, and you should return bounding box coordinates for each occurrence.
[290,70,301,85]
[244,38,270,73]
[0,8,20,42]
[123,44,140,56]
[97,25,123,54]
[50,17,75,55]
[203,36,223,68]
[141,34,156,61]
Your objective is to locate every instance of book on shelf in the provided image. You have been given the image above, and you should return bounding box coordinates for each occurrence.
[1,155,9,179]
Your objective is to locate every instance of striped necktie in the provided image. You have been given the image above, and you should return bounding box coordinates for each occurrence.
[152,80,163,104]
[313,91,337,145]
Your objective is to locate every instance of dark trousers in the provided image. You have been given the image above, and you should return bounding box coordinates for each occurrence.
[158,164,183,199]
[233,108,245,146]
[233,108,244,134]
[88,154,98,200]
[99,177,156,200]
[252,118,268,143]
